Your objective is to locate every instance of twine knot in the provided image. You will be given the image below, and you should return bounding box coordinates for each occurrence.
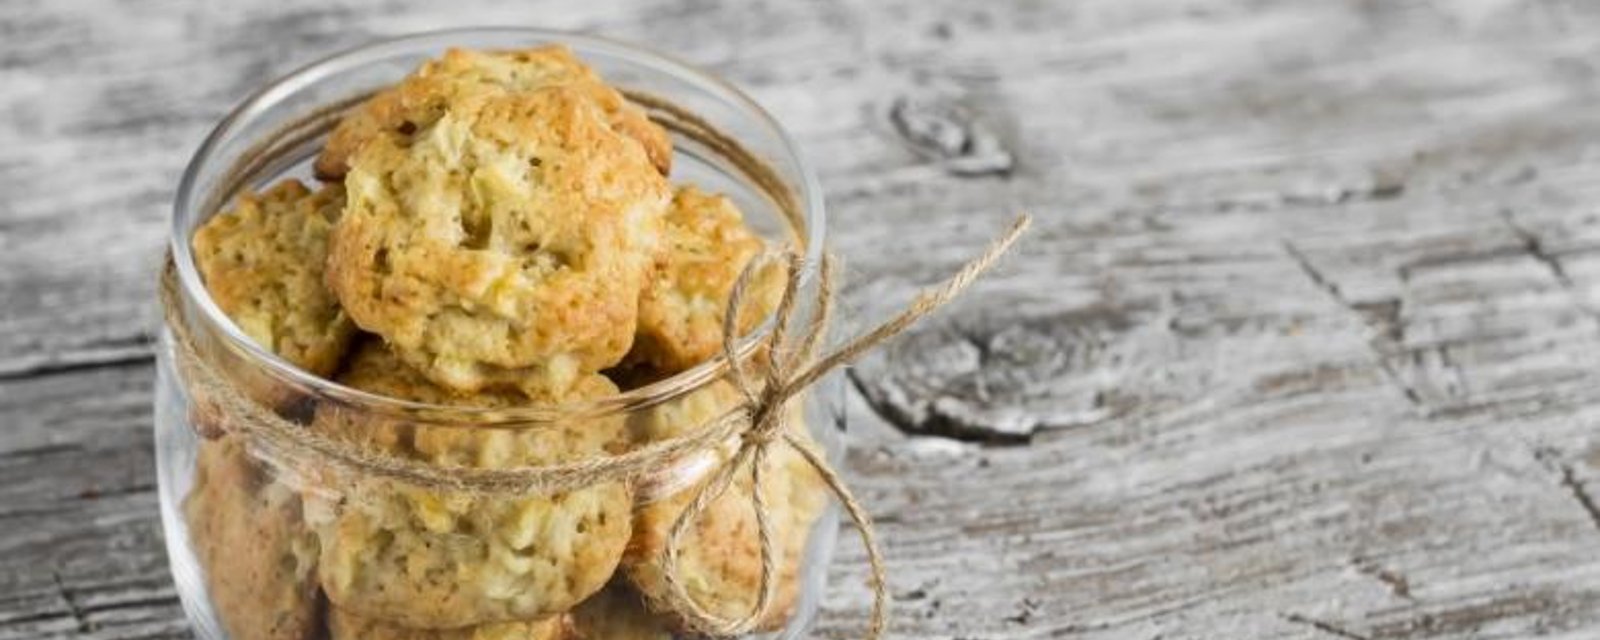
[741,415,784,447]
[653,217,1032,638]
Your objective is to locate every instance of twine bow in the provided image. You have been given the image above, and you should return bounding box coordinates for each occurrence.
[162,215,1029,638]
[656,216,1031,637]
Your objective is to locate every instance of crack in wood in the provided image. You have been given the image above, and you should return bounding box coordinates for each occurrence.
[1281,240,1341,295]
[1394,244,1535,282]
[1370,568,1413,601]
[0,609,73,629]
[78,593,181,616]
[1281,240,1424,408]
[76,480,158,502]
[1280,176,1406,207]
[1557,465,1600,533]
[1365,590,1568,638]
[51,571,90,633]
[1349,300,1402,344]
[0,442,85,460]
[1535,447,1600,535]
[1351,556,1414,601]
[1,575,179,636]
[1001,596,1041,625]
[0,350,154,382]
[1500,209,1572,285]
[0,505,72,522]
[1282,612,1373,640]
[1499,208,1600,333]
[0,330,154,380]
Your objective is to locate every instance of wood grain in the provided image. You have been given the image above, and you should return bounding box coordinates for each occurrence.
[8,0,1600,638]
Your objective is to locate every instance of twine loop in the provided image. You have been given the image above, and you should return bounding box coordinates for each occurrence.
[648,216,1029,636]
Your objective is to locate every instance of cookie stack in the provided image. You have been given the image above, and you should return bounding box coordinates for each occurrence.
[182,46,826,640]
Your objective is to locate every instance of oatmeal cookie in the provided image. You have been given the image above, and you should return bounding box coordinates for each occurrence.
[183,436,322,640]
[568,585,673,640]
[327,607,566,640]
[307,341,633,629]
[191,179,355,377]
[625,186,781,377]
[316,45,670,180]
[622,383,828,632]
[327,87,669,394]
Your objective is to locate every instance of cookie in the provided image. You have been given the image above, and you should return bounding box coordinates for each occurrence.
[326,87,670,394]
[327,607,566,640]
[191,179,356,377]
[622,383,828,633]
[316,45,670,180]
[183,436,323,640]
[624,186,781,377]
[307,341,634,629]
[568,585,673,640]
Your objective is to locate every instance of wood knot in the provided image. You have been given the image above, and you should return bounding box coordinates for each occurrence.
[850,306,1136,443]
[887,96,1014,177]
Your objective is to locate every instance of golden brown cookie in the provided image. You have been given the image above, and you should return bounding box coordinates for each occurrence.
[568,585,673,640]
[622,383,828,633]
[192,179,356,377]
[306,342,634,629]
[624,186,781,377]
[327,607,566,640]
[316,45,670,180]
[327,87,670,395]
[183,436,323,640]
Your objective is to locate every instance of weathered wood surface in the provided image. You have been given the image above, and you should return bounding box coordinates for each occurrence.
[7,0,1600,638]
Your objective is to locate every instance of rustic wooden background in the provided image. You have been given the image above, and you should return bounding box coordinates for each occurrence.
[7,0,1600,638]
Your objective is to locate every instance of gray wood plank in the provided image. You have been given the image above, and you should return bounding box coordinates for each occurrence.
[8,0,1600,638]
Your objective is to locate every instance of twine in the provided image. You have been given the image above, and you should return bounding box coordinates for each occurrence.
[161,84,1031,638]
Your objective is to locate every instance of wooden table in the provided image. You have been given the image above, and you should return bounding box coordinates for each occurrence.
[7,1,1600,638]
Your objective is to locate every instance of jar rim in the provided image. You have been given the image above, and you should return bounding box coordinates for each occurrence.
[168,27,827,423]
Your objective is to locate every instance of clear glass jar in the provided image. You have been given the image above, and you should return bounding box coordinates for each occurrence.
[154,28,840,640]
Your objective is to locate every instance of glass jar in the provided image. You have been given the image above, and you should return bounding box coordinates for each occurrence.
[154,28,841,640]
